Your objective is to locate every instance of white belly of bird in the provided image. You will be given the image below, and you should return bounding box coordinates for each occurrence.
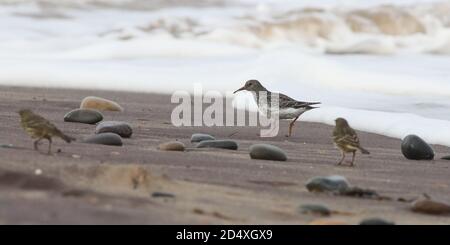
[258,104,307,120]
[278,107,308,120]
[252,93,308,120]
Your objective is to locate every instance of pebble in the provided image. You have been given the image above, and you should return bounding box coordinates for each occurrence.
[306,175,350,193]
[0,144,14,149]
[359,218,395,225]
[64,109,103,124]
[191,133,215,143]
[151,192,176,199]
[34,169,42,175]
[411,198,450,215]
[196,140,238,150]
[80,96,124,112]
[82,133,123,146]
[401,135,434,160]
[96,121,133,138]
[158,141,185,151]
[249,144,287,161]
[72,154,81,159]
[299,204,331,216]
[441,155,450,160]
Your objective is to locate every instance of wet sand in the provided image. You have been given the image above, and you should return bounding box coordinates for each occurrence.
[0,86,449,225]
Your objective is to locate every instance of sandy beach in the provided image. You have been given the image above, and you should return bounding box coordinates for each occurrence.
[0,86,449,225]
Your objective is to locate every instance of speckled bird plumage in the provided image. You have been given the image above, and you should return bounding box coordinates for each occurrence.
[19,109,75,154]
[333,117,369,166]
[234,80,320,137]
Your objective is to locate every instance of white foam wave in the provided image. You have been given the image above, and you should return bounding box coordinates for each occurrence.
[2,1,450,55]
[303,106,450,147]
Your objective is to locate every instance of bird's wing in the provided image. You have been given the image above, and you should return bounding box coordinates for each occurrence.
[334,129,360,147]
[25,115,59,132]
[278,93,320,109]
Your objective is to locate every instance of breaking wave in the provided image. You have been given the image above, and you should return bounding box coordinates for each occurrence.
[2,0,450,55]
[243,3,450,54]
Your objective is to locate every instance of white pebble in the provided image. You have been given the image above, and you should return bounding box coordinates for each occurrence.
[72,154,81,159]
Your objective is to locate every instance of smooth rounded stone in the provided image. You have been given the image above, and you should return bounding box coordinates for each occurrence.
[158,141,185,151]
[299,204,331,216]
[95,121,133,138]
[151,192,176,199]
[72,154,81,159]
[0,144,14,149]
[64,109,103,124]
[441,155,450,160]
[190,133,215,143]
[196,140,238,150]
[249,144,287,161]
[80,96,124,112]
[411,199,450,215]
[401,135,434,160]
[82,133,123,146]
[306,175,350,193]
[359,218,395,225]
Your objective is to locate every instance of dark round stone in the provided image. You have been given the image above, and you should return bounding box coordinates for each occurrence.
[249,144,287,161]
[359,218,395,225]
[306,175,350,193]
[441,155,450,160]
[95,121,133,138]
[82,133,123,146]
[196,140,238,150]
[401,135,434,160]
[0,144,14,149]
[299,204,331,216]
[64,109,103,125]
[191,133,215,143]
[151,192,176,199]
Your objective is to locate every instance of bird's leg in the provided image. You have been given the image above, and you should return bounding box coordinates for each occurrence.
[337,151,345,165]
[286,115,300,137]
[350,151,356,167]
[34,138,42,151]
[47,138,52,155]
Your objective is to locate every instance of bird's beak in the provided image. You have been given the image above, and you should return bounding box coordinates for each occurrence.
[233,86,246,94]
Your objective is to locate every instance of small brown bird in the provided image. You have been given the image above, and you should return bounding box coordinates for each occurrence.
[333,118,369,166]
[18,109,75,154]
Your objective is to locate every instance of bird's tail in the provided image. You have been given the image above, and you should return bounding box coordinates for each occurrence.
[359,147,370,154]
[306,102,321,110]
[306,102,322,110]
[59,133,76,143]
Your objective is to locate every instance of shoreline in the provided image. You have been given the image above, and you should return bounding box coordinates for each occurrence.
[4,84,450,149]
[1,86,450,224]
